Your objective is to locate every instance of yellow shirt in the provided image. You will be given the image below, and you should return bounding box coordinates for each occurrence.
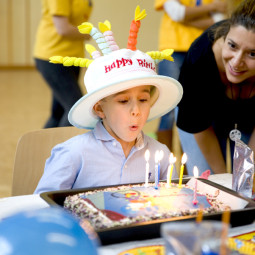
[155,0,214,51]
[34,0,92,60]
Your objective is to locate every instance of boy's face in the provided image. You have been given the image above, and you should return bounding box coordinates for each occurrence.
[94,85,151,145]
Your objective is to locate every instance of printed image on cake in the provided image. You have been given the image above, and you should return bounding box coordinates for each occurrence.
[118,245,164,255]
[64,182,229,230]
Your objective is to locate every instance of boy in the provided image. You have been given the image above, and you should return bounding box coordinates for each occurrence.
[34,7,183,194]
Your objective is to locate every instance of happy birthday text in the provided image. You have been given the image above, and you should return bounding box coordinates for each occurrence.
[104,58,156,73]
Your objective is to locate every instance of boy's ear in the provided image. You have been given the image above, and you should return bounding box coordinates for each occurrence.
[93,102,105,118]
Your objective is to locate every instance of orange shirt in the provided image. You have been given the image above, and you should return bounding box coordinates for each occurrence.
[155,0,214,51]
[34,0,92,60]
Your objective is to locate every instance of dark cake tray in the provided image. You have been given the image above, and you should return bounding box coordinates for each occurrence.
[40,178,255,245]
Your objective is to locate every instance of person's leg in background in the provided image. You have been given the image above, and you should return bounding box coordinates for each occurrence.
[175,107,211,176]
[157,52,186,150]
[35,58,82,128]
[44,95,65,128]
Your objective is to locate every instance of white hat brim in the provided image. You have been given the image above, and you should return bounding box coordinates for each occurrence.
[68,75,183,129]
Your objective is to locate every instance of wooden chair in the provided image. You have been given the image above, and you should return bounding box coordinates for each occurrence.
[12,126,88,196]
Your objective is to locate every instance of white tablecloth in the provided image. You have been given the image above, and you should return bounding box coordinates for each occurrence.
[1,173,254,255]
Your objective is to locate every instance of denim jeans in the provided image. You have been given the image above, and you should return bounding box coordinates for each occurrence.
[158,52,186,130]
[35,58,83,128]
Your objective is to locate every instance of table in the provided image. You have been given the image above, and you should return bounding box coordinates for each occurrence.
[1,173,254,255]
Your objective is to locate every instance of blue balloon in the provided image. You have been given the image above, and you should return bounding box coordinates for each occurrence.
[0,207,99,255]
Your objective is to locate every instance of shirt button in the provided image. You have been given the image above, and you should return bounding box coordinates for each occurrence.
[113,142,116,146]
[124,165,127,168]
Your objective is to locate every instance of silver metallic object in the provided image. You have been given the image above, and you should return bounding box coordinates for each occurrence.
[232,139,254,198]
[229,124,241,142]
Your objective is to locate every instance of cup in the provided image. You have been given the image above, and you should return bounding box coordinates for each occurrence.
[161,221,231,255]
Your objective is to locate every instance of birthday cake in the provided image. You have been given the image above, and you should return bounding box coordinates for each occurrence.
[64,182,229,230]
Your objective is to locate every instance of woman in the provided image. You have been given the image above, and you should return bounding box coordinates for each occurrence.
[34,0,93,128]
[176,0,255,175]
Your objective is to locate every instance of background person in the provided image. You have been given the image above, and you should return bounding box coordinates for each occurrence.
[154,0,227,151]
[34,0,93,128]
[176,0,255,175]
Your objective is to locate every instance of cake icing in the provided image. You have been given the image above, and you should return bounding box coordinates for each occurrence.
[64,182,229,230]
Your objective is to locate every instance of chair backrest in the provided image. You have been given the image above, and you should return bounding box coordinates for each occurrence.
[12,126,88,196]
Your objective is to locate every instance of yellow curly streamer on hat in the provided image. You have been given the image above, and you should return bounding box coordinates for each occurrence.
[49,56,93,67]
[98,20,111,33]
[146,49,174,62]
[78,22,93,34]
[135,5,147,21]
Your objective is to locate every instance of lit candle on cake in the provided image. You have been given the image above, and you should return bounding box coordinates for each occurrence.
[167,153,176,188]
[144,149,150,187]
[178,153,187,188]
[154,150,159,189]
[192,166,199,205]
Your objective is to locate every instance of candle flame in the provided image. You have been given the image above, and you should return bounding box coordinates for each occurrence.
[158,150,164,161]
[169,153,176,164]
[193,166,199,178]
[181,153,187,164]
[145,149,150,161]
[154,150,159,163]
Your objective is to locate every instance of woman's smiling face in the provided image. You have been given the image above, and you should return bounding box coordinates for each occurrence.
[222,25,255,84]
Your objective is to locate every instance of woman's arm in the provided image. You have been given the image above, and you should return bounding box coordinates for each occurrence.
[194,126,227,174]
[164,0,227,30]
[184,0,227,22]
[53,16,90,40]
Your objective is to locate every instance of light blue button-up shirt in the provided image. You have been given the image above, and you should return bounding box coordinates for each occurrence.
[34,121,177,194]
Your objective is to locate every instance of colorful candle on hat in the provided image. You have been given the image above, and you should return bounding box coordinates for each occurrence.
[98,20,119,52]
[144,149,150,187]
[78,22,111,55]
[127,5,147,51]
[178,153,187,188]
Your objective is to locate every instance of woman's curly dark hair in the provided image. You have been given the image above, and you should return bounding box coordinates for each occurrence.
[213,0,255,42]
